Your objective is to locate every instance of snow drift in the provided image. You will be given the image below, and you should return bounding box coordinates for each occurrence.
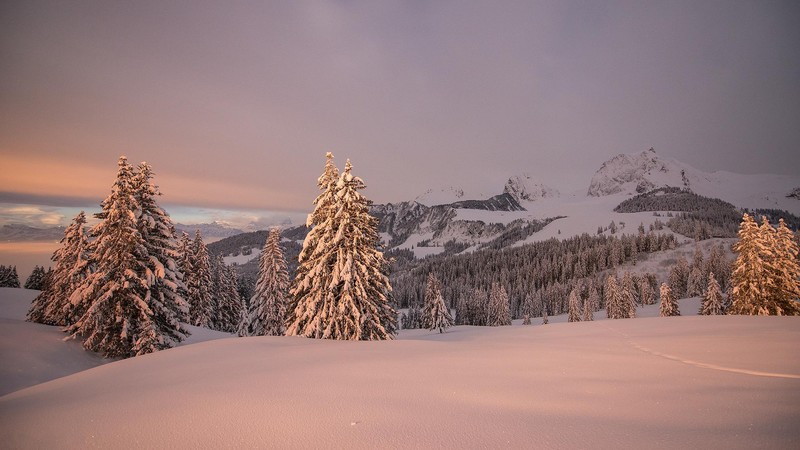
[2,298,799,448]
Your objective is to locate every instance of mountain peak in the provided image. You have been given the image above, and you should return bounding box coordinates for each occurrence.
[504,173,559,202]
[587,148,694,197]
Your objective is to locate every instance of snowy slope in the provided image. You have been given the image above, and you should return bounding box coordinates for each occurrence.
[2,308,798,448]
[0,288,233,395]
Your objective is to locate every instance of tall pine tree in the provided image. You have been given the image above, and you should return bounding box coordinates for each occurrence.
[659,282,680,317]
[421,272,453,333]
[186,230,214,327]
[132,162,190,339]
[27,212,91,326]
[287,157,396,340]
[241,228,289,336]
[567,288,582,322]
[699,272,724,315]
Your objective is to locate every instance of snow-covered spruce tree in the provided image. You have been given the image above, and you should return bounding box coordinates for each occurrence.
[27,212,90,326]
[24,266,47,290]
[567,288,582,322]
[131,162,190,340]
[668,256,690,299]
[402,303,422,329]
[0,265,20,288]
[422,272,453,333]
[521,294,533,325]
[659,282,680,317]
[637,274,655,306]
[730,214,800,315]
[699,272,724,315]
[186,230,214,327]
[66,157,179,358]
[686,267,705,298]
[770,219,800,313]
[241,228,289,336]
[486,283,511,326]
[583,286,598,321]
[605,274,623,319]
[287,158,396,340]
[620,272,637,318]
[210,255,242,333]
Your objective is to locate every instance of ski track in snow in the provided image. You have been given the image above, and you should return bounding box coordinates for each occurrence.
[603,323,800,380]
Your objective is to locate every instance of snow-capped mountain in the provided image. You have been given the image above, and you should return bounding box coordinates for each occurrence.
[176,222,244,239]
[414,186,485,207]
[587,148,696,197]
[587,148,800,213]
[504,173,559,202]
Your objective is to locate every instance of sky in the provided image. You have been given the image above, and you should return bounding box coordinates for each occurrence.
[1,0,799,229]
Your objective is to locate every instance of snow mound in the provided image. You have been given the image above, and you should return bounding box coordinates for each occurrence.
[503,173,559,202]
[2,307,799,448]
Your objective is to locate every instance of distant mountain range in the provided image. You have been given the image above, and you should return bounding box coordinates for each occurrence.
[0,224,65,242]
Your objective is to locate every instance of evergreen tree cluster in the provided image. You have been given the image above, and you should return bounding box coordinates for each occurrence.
[23,266,51,291]
[28,158,192,358]
[667,244,731,300]
[0,265,21,288]
[729,214,800,315]
[392,231,674,321]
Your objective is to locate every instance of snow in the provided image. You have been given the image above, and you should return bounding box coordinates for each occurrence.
[222,249,259,265]
[2,286,800,448]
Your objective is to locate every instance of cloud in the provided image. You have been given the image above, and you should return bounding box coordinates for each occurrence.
[0,204,66,227]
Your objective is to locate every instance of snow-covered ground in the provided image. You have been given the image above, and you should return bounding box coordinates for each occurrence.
[1,287,799,448]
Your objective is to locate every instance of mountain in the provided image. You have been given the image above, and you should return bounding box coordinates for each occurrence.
[175,222,245,239]
[504,173,559,202]
[587,148,800,214]
[0,224,64,242]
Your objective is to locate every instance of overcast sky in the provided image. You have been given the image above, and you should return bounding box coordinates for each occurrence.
[1,1,798,228]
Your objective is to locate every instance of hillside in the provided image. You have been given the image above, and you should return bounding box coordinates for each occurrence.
[2,300,798,448]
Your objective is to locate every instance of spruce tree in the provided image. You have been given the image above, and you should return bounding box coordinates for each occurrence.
[659,282,680,317]
[132,162,190,340]
[686,267,705,297]
[27,212,90,326]
[67,157,181,358]
[605,274,623,319]
[583,286,598,321]
[210,255,242,333]
[668,256,689,299]
[567,288,582,322]
[620,272,637,318]
[0,265,20,288]
[24,266,47,290]
[242,228,289,336]
[730,214,800,315]
[699,272,724,315]
[287,157,396,340]
[186,230,214,327]
[421,272,453,333]
[486,283,511,326]
[521,294,533,325]
[638,274,655,306]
